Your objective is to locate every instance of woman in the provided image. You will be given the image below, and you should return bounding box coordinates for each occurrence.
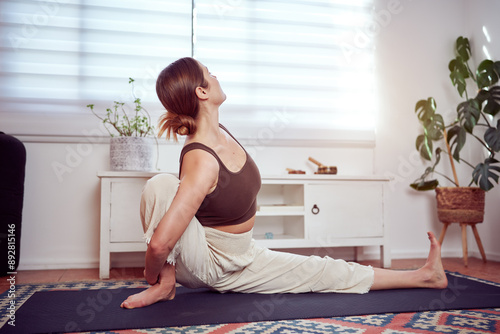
[120,57,448,309]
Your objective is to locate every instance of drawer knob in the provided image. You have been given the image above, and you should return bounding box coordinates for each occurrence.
[311,204,320,215]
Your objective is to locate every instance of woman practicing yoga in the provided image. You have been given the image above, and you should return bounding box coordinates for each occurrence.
[121,57,448,309]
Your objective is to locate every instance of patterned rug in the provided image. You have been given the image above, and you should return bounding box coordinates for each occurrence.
[1,272,499,333]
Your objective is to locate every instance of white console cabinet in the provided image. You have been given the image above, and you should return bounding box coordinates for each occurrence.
[98,172,390,279]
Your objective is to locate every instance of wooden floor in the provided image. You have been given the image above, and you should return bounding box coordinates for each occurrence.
[1,257,499,295]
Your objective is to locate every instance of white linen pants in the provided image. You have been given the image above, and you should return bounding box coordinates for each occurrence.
[141,173,374,294]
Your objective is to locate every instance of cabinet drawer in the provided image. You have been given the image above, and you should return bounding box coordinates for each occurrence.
[305,183,384,240]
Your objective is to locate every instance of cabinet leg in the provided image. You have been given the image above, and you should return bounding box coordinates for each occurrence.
[460,223,468,267]
[100,251,110,279]
[380,245,391,268]
[354,247,363,262]
[471,224,487,263]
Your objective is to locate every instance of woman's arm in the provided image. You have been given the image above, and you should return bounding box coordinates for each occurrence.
[144,149,218,285]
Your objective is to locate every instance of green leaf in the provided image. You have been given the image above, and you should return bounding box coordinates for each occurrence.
[447,125,467,161]
[449,66,467,97]
[449,39,471,97]
[476,88,490,103]
[482,86,500,116]
[476,60,499,89]
[494,61,500,77]
[455,36,471,62]
[416,134,432,160]
[424,114,445,140]
[472,158,500,191]
[410,149,443,191]
[449,57,470,78]
[410,179,439,191]
[414,97,444,161]
[457,99,481,133]
[415,97,436,121]
[485,119,500,152]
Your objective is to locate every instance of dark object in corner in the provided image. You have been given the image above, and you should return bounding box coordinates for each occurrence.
[0,132,26,275]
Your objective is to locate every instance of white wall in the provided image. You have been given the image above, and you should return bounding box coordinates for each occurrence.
[374,0,500,260]
[11,0,500,270]
[463,0,500,261]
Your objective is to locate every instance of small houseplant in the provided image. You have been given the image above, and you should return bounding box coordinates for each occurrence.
[410,36,500,265]
[87,78,158,171]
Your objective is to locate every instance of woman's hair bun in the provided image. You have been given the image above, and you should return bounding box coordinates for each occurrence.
[157,112,196,141]
[177,125,189,136]
[175,114,196,136]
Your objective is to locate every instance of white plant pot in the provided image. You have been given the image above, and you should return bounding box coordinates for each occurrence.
[110,136,154,171]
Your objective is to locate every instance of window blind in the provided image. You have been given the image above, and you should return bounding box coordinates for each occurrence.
[194,0,375,142]
[0,0,192,137]
[0,0,375,143]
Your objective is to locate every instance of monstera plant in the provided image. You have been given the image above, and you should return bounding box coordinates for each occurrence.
[411,36,500,192]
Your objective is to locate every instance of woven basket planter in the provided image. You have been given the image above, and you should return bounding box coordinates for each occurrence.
[110,136,154,171]
[435,187,485,224]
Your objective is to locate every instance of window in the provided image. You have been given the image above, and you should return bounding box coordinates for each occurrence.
[0,0,375,143]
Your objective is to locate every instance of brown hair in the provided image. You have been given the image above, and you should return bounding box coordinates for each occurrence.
[156,57,208,140]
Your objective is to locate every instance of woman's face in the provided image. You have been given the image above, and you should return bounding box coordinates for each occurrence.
[198,61,226,105]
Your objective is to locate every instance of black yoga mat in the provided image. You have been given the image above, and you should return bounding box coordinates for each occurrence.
[2,273,500,333]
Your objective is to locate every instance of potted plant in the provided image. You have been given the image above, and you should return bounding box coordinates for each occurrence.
[410,36,500,264]
[87,78,158,171]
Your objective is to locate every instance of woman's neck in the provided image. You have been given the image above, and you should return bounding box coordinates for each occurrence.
[189,106,221,145]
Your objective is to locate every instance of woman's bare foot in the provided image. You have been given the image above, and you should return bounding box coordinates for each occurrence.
[121,263,176,309]
[120,282,175,309]
[371,231,448,290]
[417,231,448,289]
